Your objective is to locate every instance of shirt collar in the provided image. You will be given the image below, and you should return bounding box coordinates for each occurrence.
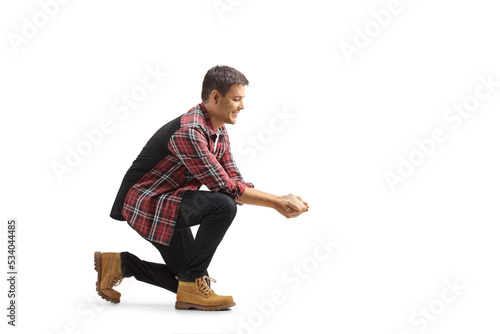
[200,102,223,137]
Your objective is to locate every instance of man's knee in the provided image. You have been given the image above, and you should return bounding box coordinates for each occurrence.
[213,193,237,220]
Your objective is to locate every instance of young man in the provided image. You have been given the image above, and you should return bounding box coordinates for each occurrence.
[95,65,308,311]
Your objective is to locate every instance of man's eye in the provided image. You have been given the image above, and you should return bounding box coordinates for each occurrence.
[234,99,240,102]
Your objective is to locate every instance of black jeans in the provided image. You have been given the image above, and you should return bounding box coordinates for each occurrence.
[120,190,237,293]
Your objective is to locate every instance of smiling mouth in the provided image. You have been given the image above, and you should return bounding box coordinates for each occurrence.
[232,111,239,117]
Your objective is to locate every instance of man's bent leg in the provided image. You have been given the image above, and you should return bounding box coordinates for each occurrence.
[176,191,237,281]
[150,228,209,282]
[173,191,237,311]
[116,194,214,296]
[119,223,204,294]
[102,229,202,296]
[120,252,179,293]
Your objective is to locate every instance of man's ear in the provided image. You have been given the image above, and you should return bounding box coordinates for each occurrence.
[211,90,220,105]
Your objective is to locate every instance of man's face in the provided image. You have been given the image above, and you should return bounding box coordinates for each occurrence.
[212,84,246,127]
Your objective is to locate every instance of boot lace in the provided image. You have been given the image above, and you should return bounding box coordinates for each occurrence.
[110,274,123,288]
[197,276,216,295]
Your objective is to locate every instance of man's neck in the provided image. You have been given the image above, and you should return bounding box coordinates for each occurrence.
[203,104,222,133]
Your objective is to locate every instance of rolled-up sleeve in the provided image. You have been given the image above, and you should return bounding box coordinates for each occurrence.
[168,126,251,199]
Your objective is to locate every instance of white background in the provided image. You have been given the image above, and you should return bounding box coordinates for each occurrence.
[1,0,500,333]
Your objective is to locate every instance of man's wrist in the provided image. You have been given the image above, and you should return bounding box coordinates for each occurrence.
[269,195,280,210]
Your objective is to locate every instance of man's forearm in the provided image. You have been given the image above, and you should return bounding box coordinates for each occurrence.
[236,187,279,209]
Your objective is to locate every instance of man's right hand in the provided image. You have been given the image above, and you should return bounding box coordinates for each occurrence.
[275,195,309,219]
[236,187,309,219]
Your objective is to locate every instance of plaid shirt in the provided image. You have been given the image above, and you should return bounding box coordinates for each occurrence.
[119,103,253,246]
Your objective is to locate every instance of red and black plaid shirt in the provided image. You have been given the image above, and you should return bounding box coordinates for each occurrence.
[116,103,253,246]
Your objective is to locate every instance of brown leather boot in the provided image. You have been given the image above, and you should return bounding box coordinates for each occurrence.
[175,276,235,311]
[94,251,123,303]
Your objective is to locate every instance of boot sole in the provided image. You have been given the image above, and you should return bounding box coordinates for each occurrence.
[94,251,120,304]
[175,301,235,311]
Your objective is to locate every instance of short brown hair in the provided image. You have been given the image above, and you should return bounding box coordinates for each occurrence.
[201,65,249,102]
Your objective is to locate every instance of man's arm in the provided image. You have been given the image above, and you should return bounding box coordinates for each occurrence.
[236,187,309,219]
[168,126,249,198]
[218,139,308,218]
[169,126,308,219]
